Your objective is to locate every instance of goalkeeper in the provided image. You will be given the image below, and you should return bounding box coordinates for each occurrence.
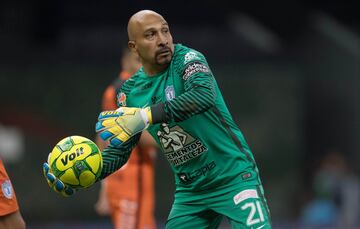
[44,10,272,229]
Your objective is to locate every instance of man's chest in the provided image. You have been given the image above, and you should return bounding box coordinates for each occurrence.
[127,73,184,107]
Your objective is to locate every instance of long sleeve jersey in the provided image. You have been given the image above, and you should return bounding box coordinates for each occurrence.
[100,44,261,200]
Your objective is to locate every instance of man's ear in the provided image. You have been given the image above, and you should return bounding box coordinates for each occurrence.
[128,41,136,52]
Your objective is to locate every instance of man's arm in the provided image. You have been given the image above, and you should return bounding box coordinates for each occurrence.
[98,133,141,180]
[0,211,26,229]
[94,179,110,216]
[95,56,216,146]
[151,61,216,123]
[98,130,158,180]
[138,130,157,148]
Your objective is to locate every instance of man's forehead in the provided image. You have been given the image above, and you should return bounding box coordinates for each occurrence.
[138,16,168,30]
[142,21,168,32]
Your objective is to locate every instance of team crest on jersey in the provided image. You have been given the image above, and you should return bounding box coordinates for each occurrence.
[156,123,208,166]
[1,180,13,199]
[165,85,175,101]
[184,51,200,64]
[117,92,127,106]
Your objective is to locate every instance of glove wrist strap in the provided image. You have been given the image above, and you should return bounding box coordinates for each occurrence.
[140,107,152,125]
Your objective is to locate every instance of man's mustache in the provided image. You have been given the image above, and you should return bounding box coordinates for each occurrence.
[155,47,172,56]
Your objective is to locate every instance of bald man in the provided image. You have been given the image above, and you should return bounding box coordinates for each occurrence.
[127,10,174,75]
[44,9,272,229]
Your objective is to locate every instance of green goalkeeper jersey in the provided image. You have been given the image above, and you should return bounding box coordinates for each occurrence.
[101,44,261,200]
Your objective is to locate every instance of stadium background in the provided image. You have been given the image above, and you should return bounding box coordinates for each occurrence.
[0,0,359,228]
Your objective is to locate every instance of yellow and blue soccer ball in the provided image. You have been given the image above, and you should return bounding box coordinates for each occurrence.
[48,136,102,189]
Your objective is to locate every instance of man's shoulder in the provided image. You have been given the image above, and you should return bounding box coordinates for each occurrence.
[121,70,143,90]
[173,44,207,67]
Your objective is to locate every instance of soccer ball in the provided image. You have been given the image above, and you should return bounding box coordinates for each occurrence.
[48,135,102,189]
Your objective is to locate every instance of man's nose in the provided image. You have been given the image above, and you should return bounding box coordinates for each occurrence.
[157,33,168,46]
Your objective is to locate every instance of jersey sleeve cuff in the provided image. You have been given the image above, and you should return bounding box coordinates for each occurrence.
[150,103,168,124]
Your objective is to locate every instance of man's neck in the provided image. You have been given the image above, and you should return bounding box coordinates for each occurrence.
[143,64,169,76]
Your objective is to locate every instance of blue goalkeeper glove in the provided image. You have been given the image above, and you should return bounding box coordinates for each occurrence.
[43,162,75,197]
[95,107,152,146]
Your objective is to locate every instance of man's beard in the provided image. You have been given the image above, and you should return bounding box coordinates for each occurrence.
[155,47,173,65]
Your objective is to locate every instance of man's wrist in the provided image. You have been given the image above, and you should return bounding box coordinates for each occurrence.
[149,103,167,124]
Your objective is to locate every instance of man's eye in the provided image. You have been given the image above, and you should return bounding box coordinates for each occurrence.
[145,32,155,39]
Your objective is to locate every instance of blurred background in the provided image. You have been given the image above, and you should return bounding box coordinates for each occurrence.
[0,0,359,228]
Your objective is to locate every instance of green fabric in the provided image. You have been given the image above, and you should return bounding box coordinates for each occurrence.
[104,43,263,198]
[166,185,271,229]
[98,133,140,180]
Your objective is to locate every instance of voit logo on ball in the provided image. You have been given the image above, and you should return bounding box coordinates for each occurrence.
[61,147,85,166]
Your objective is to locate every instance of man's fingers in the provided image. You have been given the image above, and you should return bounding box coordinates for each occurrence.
[46,173,56,184]
[54,180,65,192]
[63,187,75,196]
[43,162,50,176]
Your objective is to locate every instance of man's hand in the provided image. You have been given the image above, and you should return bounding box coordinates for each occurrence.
[43,162,75,197]
[95,107,152,146]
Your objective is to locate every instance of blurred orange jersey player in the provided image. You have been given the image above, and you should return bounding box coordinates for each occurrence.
[95,49,157,229]
[0,159,25,229]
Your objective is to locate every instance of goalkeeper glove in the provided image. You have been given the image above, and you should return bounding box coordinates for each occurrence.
[43,162,75,197]
[95,107,152,146]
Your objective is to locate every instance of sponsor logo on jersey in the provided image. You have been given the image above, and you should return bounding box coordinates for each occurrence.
[1,180,13,199]
[157,123,208,166]
[177,161,216,184]
[165,85,175,101]
[117,92,127,106]
[184,51,201,64]
[182,62,210,80]
[233,189,259,205]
